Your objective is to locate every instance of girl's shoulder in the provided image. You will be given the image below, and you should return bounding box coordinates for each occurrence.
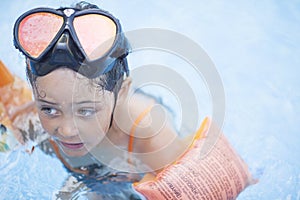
[114,91,157,140]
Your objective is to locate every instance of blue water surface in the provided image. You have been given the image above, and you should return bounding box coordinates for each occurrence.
[1,0,300,199]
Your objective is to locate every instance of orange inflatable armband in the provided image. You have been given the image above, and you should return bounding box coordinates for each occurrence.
[134,118,256,200]
[0,60,45,151]
[0,60,14,86]
[0,60,33,117]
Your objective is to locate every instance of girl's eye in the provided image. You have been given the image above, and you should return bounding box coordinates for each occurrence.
[40,107,59,116]
[77,108,96,117]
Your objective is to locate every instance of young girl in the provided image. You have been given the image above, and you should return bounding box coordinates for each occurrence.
[13,1,192,181]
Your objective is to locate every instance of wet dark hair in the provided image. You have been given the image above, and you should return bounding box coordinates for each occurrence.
[26,1,129,98]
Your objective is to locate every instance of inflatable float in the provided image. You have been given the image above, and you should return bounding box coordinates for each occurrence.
[0,60,255,199]
[0,60,45,152]
[133,118,256,199]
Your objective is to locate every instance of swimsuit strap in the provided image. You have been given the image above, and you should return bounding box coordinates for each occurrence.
[127,105,154,158]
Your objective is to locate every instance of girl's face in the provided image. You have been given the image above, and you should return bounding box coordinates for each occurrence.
[34,68,115,157]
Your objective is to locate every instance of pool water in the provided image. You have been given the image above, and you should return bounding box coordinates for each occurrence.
[0,146,144,199]
[1,0,300,199]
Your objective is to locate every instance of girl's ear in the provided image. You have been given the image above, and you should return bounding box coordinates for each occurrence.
[117,77,132,105]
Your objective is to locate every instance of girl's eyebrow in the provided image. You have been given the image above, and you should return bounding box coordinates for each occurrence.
[75,101,103,105]
[37,99,59,105]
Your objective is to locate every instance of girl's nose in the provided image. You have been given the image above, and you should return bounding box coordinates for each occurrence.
[57,120,79,138]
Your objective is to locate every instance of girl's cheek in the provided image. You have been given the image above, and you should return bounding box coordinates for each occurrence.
[38,116,56,135]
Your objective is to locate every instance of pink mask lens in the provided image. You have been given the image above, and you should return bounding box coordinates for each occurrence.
[73,14,117,60]
[18,12,63,58]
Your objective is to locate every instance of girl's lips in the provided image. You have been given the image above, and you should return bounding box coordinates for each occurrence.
[60,141,84,150]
